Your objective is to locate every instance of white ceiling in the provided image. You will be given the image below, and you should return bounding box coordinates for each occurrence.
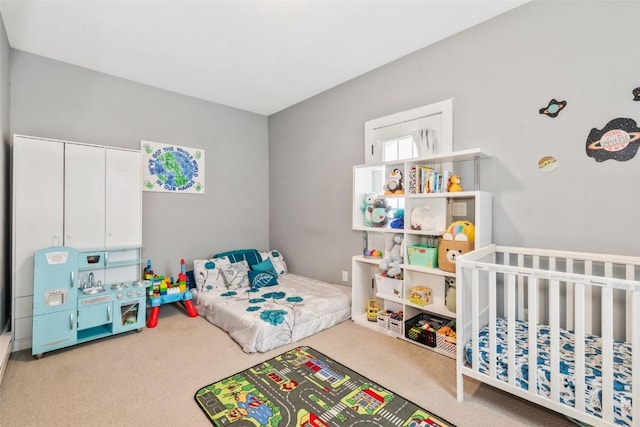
[0,0,528,115]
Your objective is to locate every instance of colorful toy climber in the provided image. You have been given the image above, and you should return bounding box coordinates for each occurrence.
[146,259,198,328]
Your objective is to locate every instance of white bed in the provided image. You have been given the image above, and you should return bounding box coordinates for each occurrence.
[456,245,640,427]
[190,250,351,353]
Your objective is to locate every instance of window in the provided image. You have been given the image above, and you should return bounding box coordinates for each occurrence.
[381,135,417,162]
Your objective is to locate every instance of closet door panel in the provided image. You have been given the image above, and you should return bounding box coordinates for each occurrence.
[64,144,106,249]
[12,136,64,350]
[105,149,142,247]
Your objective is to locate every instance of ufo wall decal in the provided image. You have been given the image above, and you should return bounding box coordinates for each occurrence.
[585,117,640,162]
[538,156,558,173]
[539,99,567,118]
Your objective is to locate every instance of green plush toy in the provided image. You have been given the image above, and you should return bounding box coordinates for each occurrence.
[361,193,377,227]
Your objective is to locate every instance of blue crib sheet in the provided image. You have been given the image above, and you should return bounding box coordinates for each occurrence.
[464,317,633,426]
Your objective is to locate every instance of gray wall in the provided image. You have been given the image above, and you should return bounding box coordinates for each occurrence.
[10,50,269,277]
[269,0,640,284]
[0,15,9,332]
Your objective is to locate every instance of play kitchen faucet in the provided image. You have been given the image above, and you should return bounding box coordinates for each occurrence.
[82,272,102,290]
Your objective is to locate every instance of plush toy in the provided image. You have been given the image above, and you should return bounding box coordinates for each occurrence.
[390,208,404,229]
[383,168,404,195]
[445,277,456,313]
[410,206,435,231]
[447,175,462,192]
[443,220,475,243]
[361,193,377,227]
[370,197,391,228]
[380,233,404,278]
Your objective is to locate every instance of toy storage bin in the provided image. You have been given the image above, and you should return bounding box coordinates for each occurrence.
[377,312,390,330]
[389,315,403,335]
[438,239,473,272]
[407,244,438,268]
[376,275,402,298]
[404,313,446,347]
[436,321,457,358]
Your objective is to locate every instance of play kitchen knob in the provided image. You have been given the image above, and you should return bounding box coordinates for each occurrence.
[117,293,123,299]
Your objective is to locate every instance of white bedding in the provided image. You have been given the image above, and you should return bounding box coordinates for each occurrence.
[192,273,351,353]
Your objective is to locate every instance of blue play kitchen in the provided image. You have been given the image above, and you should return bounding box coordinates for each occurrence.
[31,246,146,357]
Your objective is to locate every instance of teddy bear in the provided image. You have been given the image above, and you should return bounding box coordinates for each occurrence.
[380,233,404,278]
[361,193,377,227]
[383,168,403,195]
[447,175,462,192]
[369,197,391,228]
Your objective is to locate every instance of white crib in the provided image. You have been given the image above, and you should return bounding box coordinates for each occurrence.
[456,245,639,427]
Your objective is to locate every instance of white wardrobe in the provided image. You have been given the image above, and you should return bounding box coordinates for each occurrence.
[12,134,142,351]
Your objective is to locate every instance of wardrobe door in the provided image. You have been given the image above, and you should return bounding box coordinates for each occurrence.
[12,135,64,351]
[105,148,141,247]
[64,144,106,249]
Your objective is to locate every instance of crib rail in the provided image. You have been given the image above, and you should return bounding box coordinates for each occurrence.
[456,244,640,427]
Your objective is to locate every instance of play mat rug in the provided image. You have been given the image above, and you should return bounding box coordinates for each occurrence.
[194,345,454,427]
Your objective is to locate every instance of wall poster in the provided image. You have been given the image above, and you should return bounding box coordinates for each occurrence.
[141,140,205,194]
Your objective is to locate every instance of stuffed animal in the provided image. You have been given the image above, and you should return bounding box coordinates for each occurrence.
[442,220,475,243]
[380,234,404,277]
[370,197,391,228]
[447,175,462,192]
[445,277,456,313]
[361,193,377,227]
[410,206,435,231]
[383,168,403,195]
[390,208,404,229]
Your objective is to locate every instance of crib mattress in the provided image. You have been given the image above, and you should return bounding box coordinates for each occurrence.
[464,317,633,426]
[192,273,351,353]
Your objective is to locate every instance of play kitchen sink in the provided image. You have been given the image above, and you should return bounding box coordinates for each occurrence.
[32,246,146,358]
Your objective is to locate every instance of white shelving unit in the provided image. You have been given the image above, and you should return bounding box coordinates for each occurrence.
[351,149,492,358]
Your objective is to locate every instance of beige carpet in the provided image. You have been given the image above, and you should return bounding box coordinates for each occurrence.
[0,304,575,426]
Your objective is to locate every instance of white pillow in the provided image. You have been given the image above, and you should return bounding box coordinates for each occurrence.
[260,250,288,275]
[221,260,250,289]
[193,257,230,291]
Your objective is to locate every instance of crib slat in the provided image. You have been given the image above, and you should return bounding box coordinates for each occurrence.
[601,283,614,422]
[471,268,480,375]
[489,270,497,379]
[585,260,593,334]
[566,258,574,332]
[527,276,538,395]
[633,288,639,427]
[573,282,586,414]
[517,253,524,320]
[549,278,560,403]
[507,272,516,387]
[626,264,634,342]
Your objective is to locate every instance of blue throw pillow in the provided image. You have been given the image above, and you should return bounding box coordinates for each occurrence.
[251,258,278,277]
[248,270,278,288]
[213,249,262,267]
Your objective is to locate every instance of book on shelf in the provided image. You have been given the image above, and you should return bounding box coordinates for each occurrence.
[413,165,453,194]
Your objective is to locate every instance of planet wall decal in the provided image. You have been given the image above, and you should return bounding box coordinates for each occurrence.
[585,117,640,162]
[633,87,640,101]
[539,99,567,118]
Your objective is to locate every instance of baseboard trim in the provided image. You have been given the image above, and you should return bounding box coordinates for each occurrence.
[0,331,11,387]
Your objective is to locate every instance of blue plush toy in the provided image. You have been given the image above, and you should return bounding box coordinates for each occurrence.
[390,208,404,229]
[380,233,404,277]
